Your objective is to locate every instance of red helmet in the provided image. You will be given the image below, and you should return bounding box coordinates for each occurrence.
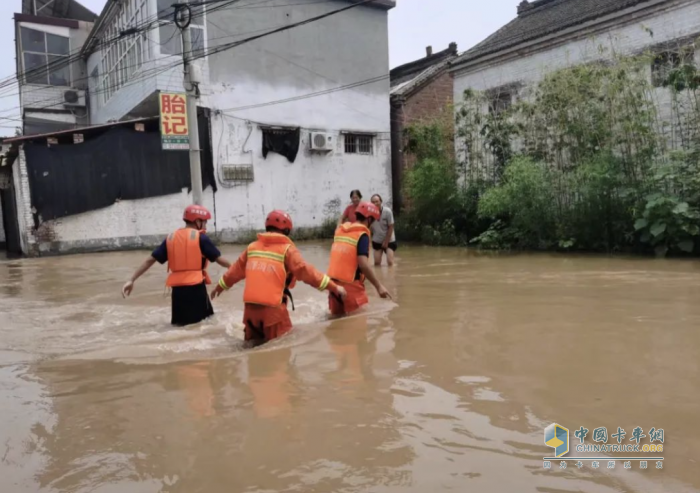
[183,204,212,223]
[265,210,293,232]
[356,201,380,221]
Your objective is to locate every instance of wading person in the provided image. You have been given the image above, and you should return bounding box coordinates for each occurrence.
[122,205,231,327]
[210,210,347,346]
[328,201,392,316]
[339,189,363,225]
[369,194,397,267]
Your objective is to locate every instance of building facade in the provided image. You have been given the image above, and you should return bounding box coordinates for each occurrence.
[6,0,395,256]
[451,0,700,165]
[15,1,96,135]
[389,43,457,213]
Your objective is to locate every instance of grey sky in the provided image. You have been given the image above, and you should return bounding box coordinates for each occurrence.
[0,0,517,135]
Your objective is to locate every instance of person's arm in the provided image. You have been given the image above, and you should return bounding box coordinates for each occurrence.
[210,250,248,300]
[200,234,232,269]
[215,257,231,268]
[286,247,346,299]
[339,205,351,225]
[122,257,157,297]
[123,240,168,297]
[357,234,391,299]
[358,256,391,299]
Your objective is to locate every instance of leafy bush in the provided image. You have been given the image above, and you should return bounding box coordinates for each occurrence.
[475,157,557,249]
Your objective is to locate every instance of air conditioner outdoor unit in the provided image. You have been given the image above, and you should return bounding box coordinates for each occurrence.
[309,132,333,152]
[63,89,86,107]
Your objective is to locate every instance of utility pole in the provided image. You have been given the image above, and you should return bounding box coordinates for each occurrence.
[177,0,203,205]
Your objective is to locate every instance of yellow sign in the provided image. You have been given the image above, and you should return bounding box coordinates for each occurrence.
[159,92,189,150]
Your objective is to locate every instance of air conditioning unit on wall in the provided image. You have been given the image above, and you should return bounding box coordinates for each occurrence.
[63,89,86,107]
[309,132,333,152]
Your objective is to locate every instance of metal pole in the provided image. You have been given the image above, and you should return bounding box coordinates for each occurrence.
[178,0,203,205]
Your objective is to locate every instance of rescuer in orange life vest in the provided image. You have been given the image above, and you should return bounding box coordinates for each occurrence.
[122,205,232,326]
[210,210,347,346]
[328,201,392,316]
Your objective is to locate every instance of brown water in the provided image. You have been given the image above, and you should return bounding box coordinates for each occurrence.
[1,243,699,493]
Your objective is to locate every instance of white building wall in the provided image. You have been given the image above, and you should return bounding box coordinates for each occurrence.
[15,0,393,255]
[13,152,34,256]
[87,54,159,123]
[453,0,700,145]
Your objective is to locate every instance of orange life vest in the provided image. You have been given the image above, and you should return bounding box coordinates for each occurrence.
[243,233,294,307]
[165,228,212,287]
[327,223,371,283]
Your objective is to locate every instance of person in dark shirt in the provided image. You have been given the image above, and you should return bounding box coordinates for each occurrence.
[122,205,231,326]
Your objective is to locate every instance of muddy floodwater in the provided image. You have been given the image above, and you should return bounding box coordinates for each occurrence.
[1,242,699,493]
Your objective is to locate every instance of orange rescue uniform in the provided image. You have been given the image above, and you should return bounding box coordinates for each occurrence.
[165,228,212,287]
[218,232,341,343]
[327,223,371,316]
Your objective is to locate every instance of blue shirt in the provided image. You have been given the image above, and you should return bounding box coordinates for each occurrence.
[354,233,370,280]
[357,233,370,257]
[151,232,221,266]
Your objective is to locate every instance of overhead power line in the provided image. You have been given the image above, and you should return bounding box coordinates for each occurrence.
[2,0,381,123]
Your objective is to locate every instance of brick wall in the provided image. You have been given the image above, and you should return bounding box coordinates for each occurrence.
[404,71,454,125]
[402,71,455,169]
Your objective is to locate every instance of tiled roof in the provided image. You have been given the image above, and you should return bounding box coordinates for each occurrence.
[390,44,458,98]
[452,0,656,67]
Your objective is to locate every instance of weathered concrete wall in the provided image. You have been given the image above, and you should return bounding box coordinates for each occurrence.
[0,197,5,246]
[18,0,393,255]
[203,0,392,237]
[453,0,700,159]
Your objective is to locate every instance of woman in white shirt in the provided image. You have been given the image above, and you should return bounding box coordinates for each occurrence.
[370,194,397,266]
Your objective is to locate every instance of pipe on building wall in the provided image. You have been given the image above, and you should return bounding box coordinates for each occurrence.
[390,99,404,216]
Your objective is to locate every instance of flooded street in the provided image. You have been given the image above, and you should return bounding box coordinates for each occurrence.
[1,243,699,493]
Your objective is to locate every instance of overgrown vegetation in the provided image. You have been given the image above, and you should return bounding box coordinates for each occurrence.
[399,44,700,256]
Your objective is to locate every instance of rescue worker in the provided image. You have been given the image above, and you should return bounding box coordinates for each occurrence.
[327,201,392,316]
[210,210,347,346]
[122,205,231,327]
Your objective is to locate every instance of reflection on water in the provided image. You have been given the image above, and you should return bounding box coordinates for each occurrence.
[1,244,699,492]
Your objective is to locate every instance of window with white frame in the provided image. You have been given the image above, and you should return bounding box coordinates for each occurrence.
[157,0,205,57]
[20,27,70,86]
[345,134,374,154]
[98,0,149,104]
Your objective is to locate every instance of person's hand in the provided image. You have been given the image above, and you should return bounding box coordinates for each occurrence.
[210,285,224,300]
[122,281,134,298]
[336,285,347,300]
[377,284,392,300]
[382,240,389,251]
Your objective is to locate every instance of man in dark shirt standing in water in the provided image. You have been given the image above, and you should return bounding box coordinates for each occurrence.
[122,205,231,326]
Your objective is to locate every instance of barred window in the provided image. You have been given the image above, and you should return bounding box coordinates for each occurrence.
[99,0,149,104]
[345,134,373,154]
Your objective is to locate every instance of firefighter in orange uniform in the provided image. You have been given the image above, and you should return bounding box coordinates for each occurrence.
[210,210,347,346]
[122,205,232,326]
[328,201,392,316]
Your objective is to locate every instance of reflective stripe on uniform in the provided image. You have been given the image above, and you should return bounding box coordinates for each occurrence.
[334,236,358,246]
[248,250,286,262]
[318,274,330,291]
[219,277,230,290]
